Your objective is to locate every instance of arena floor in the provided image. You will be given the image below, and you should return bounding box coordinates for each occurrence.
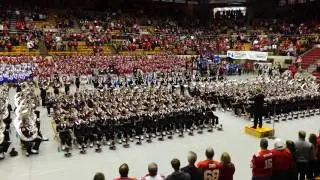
[1,75,319,180]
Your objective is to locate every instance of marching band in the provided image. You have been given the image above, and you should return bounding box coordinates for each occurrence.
[0,64,319,159]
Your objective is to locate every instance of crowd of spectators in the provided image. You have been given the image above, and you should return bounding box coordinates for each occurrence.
[92,130,320,180]
[15,9,47,31]
[0,8,45,52]
[93,147,235,180]
[0,9,10,33]
[1,8,319,56]
[0,55,188,77]
[105,13,319,56]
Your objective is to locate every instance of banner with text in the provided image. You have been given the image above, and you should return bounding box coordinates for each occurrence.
[227,51,268,61]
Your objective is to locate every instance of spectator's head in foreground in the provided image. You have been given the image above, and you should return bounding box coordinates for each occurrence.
[298,130,306,140]
[93,172,105,180]
[119,163,130,177]
[274,138,285,150]
[205,147,214,160]
[309,133,317,146]
[260,138,268,150]
[286,140,296,154]
[171,158,181,171]
[148,162,158,177]
[220,152,232,164]
[187,151,197,166]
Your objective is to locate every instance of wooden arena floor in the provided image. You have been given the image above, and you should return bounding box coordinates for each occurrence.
[1,74,319,180]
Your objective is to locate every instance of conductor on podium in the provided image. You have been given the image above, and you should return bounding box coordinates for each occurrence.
[251,89,265,129]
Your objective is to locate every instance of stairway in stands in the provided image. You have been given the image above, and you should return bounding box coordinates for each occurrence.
[301,47,320,69]
[301,47,320,83]
[9,11,17,34]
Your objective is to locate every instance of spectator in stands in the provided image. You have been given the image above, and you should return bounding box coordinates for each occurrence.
[114,163,137,180]
[251,138,272,180]
[271,139,293,180]
[140,162,165,180]
[219,152,235,180]
[27,40,34,52]
[166,158,190,180]
[197,147,221,180]
[93,172,105,180]
[308,133,318,179]
[181,151,203,180]
[6,41,12,52]
[316,130,320,177]
[294,131,313,180]
[286,140,298,180]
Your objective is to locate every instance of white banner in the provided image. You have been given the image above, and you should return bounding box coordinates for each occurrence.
[227,51,268,61]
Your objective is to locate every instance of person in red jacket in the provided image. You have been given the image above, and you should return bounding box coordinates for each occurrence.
[197,147,221,180]
[219,152,235,180]
[6,42,12,52]
[251,138,273,180]
[271,138,294,180]
[113,163,137,180]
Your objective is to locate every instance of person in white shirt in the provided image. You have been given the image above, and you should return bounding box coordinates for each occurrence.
[27,41,34,51]
[140,163,165,180]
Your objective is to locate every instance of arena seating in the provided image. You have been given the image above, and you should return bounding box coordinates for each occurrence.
[301,47,320,69]
[0,45,40,56]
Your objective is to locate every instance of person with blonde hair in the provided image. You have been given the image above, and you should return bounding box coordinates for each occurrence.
[140,162,165,180]
[219,152,235,180]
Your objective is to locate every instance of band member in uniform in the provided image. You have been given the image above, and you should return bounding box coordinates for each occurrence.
[56,120,73,156]
[63,76,71,95]
[46,92,54,116]
[53,81,61,96]
[0,119,11,160]
[39,80,48,106]
[20,118,42,157]
[75,75,80,92]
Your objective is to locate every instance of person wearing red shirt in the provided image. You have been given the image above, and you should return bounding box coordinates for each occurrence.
[219,152,235,180]
[113,163,137,180]
[251,138,273,180]
[6,42,12,52]
[197,147,221,180]
[271,139,293,180]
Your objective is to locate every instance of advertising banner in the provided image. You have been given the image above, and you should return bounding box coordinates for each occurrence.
[227,51,268,61]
